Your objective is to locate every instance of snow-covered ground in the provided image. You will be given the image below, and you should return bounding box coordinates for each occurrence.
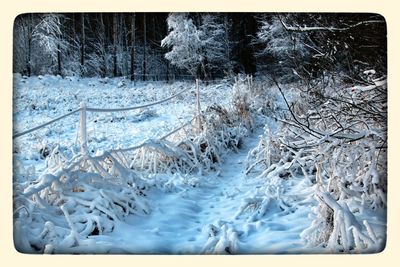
[80,128,317,254]
[13,74,233,175]
[13,74,386,254]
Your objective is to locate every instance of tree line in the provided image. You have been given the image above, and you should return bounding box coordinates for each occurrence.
[13,13,386,82]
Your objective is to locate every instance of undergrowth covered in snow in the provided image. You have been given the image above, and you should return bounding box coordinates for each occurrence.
[125,102,250,176]
[245,75,387,253]
[13,75,255,253]
[13,74,387,254]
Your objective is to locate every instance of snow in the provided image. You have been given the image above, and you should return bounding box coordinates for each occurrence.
[13,75,233,174]
[58,128,317,254]
[13,74,386,254]
[363,69,376,76]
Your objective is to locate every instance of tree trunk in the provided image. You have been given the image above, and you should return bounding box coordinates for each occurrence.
[113,13,118,77]
[122,15,128,77]
[166,60,169,83]
[143,13,146,81]
[80,13,85,75]
[130,13,136,81]
[99,13,107,78]
[152,14,157,79]
[72,13,76,41]
[224,15,231,75]
[27,14,33,77]
[57,43,62,76]
[152,14,156,42]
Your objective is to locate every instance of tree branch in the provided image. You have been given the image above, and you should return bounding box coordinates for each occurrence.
[278,16,385,33]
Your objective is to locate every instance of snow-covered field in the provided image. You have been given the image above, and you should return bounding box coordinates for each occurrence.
[85,128,318,254]
[12,74,386,254]
[13,74,232,172]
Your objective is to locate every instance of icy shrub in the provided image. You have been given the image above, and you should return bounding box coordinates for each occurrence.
[126,78,254,176]
[245,76,387,253]
[201,221,240,254]
[301,190,384,253]
[245,126,285,176]
[127,103,249,175]
[14,149,149,253]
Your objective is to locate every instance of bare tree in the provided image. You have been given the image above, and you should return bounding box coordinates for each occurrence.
[113,13,118,77]
[80,13,85,74]
[143,13,147,81]
[99,13,107,78]
[130,13,136,81]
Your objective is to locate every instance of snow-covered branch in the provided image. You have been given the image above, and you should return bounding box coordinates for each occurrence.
[279,16,385,33]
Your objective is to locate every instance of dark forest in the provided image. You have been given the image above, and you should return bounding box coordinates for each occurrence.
[13,13,386,83]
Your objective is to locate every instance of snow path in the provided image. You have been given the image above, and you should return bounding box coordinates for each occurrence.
[92,128,315,254]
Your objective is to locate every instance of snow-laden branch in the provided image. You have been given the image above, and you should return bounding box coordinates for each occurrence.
[279,16,385,32]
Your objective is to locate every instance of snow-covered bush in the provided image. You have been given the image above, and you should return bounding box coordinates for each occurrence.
[14,148,149,253]
[201,221,240,254]
[245,76,387,253]
[126,105,249,175]
[123,77,253,176]
[301,189,384,253]
[232,77,255,131]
